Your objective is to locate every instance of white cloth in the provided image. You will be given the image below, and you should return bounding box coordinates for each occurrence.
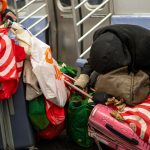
[11,22,32,57]
[23,60,42,100]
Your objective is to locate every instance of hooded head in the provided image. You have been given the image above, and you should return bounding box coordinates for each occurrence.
[90,31,131,74]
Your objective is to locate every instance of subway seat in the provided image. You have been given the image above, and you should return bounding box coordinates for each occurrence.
[111,15,150,29]
[19,16,48,43]
[76,15,150,68]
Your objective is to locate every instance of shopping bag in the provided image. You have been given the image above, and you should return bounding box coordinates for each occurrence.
[67,93,94,148]
[37,121,65,140]
[120,95,150,144]
[45,100,65,125]
[30,37,67,107]
[0,28,25,100]
[28,95,49,130]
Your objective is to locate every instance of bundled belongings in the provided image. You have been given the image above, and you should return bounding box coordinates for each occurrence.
[28,95,65,140]
[11,22,67,107]
[28,72,74,140]
[95,66,150,106]
[75,24,150,89]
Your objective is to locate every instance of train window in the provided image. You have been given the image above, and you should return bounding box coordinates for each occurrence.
[60,0,71,7]
[85,0,104,11]
[57,0,71,12]
[8,0,26,9]
[87,0,103,5]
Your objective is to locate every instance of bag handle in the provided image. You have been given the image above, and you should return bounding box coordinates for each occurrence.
[105,124,138,145]
[63,76,93,99]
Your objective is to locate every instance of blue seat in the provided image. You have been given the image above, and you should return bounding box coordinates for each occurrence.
[19,16,48,43]
[111,15,150,29]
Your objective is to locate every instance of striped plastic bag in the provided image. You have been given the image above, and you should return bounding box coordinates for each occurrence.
[120,95,150,144]
[0,28,25,100]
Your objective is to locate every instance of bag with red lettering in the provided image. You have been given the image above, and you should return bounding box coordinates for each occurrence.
[30,36,67,107]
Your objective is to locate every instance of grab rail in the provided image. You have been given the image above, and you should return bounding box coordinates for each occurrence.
[71,0,112,59]
[12,0,49,38]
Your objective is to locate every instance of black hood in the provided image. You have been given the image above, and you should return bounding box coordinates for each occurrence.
[90,24,150,74]
[90,31,131,74]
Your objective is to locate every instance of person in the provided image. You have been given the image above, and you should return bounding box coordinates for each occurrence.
[74,24,150,89]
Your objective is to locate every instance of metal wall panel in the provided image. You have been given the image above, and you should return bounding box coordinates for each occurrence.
[54,0,80,67]
[81,0,112,59]
[113,0,150,14]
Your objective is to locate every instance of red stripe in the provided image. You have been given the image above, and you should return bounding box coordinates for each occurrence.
[0,41,17,78]
[122,110,150,142]
[0,54,14,72]
[0,65,17,80]
[124,119,141,137]
[134,104,150,110]
[0,36,6,59]
[0,41,14,72]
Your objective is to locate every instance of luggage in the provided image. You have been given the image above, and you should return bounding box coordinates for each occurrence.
[95,66,150,106]
[88,104,150,150]
[0,80,35,149]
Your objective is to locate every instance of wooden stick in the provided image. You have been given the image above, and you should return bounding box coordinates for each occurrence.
[63,72,95,92]
[63,78,93,99]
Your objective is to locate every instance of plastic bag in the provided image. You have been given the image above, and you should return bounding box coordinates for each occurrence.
[45,100,65,125]
[58,61,77,78]
[28,95,49,130]
[30,37,67,107]
[67,93,94,148]
[37,121,65,140]
[0,28,25,100]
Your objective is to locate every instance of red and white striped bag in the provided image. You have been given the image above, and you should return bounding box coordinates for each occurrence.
[0,28,26,100]
[120,96,150,144]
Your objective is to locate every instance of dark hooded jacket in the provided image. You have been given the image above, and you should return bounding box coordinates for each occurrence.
[82,24,150,76]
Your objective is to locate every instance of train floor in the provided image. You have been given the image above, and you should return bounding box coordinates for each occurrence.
[36,130,113,150]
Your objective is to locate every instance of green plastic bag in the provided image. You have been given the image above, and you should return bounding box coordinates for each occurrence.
[58,61,77,78]
[28,95,49,130]
[67,93,94,148]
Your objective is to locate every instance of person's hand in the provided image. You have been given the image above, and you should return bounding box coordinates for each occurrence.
[74,74,90,89]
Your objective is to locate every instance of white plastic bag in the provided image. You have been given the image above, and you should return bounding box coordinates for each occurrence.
[30,36,67,107]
